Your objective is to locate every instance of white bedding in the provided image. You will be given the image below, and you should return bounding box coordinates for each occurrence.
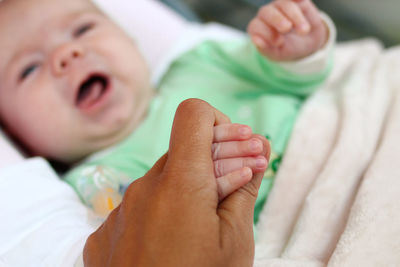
[0,1,190,266]
[0,1,249,266]
[2,0,399,266]
[254,39,400,266]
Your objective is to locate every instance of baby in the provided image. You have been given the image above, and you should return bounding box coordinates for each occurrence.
[0,0,333,219]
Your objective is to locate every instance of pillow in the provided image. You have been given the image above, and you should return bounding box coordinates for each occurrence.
[92,0,188,71]
[0,0,244,166]
[0,131,23,169]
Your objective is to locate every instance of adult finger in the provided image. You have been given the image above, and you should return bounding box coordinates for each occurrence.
[165,99,232,194]
[168,99,229,164]
[218,172,265,267]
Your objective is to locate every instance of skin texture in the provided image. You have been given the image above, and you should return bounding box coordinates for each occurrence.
[247,0,329,61]
[1,0,327,264]
[83,0,328,264]
[84,99,271,267]
[0,0,269,208]
[211,123,269,200]
[0,0,153,162]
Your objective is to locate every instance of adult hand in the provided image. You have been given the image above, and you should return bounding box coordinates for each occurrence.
[83,99,270,267]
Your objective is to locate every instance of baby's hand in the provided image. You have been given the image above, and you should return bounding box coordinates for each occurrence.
[213,124,270,200]
[247,0,328,61]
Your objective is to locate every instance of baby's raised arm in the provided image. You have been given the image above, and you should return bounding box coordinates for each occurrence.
[247,0,329,61]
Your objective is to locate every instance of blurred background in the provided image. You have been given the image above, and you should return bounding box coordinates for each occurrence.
[158,0,400,47]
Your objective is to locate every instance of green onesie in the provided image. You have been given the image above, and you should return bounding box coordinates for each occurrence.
[65,39,331,223]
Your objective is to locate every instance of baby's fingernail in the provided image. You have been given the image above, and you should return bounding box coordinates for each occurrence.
[239,126,251,137]
[250,139,261,152]
[256,157,267,168]
[253,36,266,50]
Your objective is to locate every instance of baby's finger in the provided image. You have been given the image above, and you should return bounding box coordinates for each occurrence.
[275,0,310,35]
[296,0,323,29]
[258,5,293,34]
[248,18,283,49]
[213,124,252,142]
[252,134,271,161]
[217,167,253,201]
[214,156,268,178]
[212,138,263,160]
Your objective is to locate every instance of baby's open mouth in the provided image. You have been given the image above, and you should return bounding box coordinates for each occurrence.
[76,74,110,109]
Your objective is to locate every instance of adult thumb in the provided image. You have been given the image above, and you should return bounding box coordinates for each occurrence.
[219,171,263,228]
[217,171,264,266]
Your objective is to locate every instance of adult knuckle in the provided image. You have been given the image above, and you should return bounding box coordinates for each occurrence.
[122,178,143,200]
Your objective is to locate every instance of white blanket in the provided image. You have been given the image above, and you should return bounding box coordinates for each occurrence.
[254,39,400,266]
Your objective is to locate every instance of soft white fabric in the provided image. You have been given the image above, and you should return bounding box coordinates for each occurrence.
[279,13,336,75]
[92,0,188,76]
[0,3,336,265]
[0,0,189,164]
[0,131,23,169]
[2,1,398,266]
[0,158,97,267]
[254,39,400,266]
[0,1,187,266]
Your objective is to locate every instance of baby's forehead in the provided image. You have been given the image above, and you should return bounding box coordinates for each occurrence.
[0,0,101,73]
[0,0,99,26]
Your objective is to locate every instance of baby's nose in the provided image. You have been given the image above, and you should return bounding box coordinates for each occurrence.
[52,44,85,75]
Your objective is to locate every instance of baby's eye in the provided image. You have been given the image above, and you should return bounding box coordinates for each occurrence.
[74,22,95,37]
[20,64,38,81]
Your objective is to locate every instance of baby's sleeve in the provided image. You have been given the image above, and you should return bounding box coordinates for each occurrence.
[277,13,336,76]
[190,13,336,98]
[64,164,132,217]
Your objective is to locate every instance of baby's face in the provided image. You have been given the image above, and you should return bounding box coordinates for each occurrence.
[0,0,152,162]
